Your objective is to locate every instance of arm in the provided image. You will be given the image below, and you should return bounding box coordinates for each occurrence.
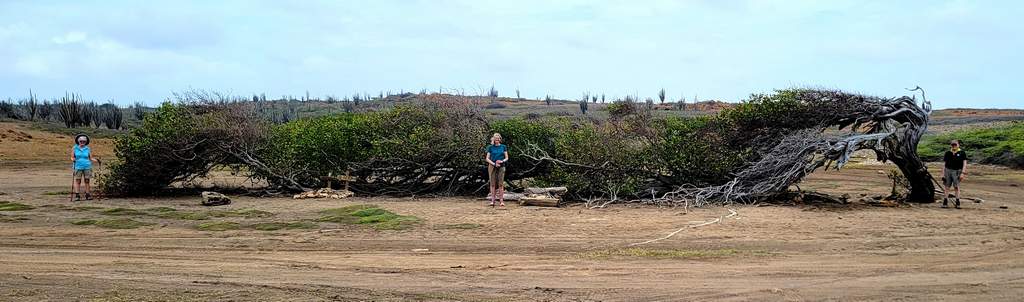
[502,151,509,164]
[960,159,967,180]
[485,152,494,166]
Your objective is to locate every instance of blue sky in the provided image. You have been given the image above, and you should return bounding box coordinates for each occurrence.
[0,0,1020,108]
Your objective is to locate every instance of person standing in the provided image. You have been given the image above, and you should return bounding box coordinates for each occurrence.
[942,139,968,209]
[485,133,509,206]
[71,134,99,201]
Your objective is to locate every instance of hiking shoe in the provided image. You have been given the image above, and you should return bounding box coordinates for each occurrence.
[74,193,82,201]
[942,197,949,208]
[955,198,961,209]
[85,193,92,200]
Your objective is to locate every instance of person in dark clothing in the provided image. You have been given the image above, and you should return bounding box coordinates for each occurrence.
[942,140,968,208]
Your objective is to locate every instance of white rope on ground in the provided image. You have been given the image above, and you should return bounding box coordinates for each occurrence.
[628,208,737,247]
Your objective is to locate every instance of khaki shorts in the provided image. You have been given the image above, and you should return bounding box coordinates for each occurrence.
[488,165,505,188]
[943,169,961,188]
[73,169,93,180]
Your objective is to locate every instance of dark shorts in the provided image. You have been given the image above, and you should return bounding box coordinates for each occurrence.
[488,165,505,187]
[943,169,961,188]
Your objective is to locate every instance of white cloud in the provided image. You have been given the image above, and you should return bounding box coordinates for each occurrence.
[52,31,88,44]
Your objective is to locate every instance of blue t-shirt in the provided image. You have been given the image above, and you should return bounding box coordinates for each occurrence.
[73,145,92,171]
[486,144,507,162]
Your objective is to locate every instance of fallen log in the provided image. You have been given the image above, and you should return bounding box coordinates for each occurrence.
[524,187,568,196]
[520,194,559,207]
[293,188,354,199]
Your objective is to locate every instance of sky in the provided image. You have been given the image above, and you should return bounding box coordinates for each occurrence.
[0,0,1021,108]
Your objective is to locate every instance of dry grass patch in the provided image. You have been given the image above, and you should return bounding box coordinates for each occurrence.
[72,218,154,229]
[578,248,744,260]
[434,223,483,230]
[0,214,30,223]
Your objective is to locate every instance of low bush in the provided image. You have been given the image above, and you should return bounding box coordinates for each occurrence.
[101,89,911,201]
[919,121,1024,168]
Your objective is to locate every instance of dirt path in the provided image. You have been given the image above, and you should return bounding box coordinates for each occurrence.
[1,162,1022,301]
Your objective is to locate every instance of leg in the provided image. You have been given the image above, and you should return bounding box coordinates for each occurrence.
[497,167,506,206]
[953,170,962,208]
[84,179,92,200]
[942,185,950,207]
[74,179,82,201]
[954,186,961,209]
[487,165,496,206]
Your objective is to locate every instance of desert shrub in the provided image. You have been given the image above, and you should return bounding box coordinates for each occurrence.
[102,89,891,201]
[919,121,1024,168]
[0,100,16,119]
[484,102,506,109]
[527,118,659,198]
[655,116,749,186]
[606,100,636,118]
[100,103,211,194]
[488,118,558,179]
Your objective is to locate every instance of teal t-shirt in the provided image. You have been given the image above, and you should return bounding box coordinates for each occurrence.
[486,144,507,162]
[73,145,92,171]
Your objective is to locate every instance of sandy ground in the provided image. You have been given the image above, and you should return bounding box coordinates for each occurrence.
[0,159,1022,302]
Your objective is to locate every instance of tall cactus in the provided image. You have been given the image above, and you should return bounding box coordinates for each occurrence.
[58,93,83,128]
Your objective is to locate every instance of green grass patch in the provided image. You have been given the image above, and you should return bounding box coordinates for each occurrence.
[373,216,421,230]
[144,207,178,213]
[318,204,377,216]
[316,204,420,230]
[73,218,154,229]
[100,207,147,216]
[434,223,483,230]
[208,209,274,218]
[196,221,241,231]
[94,207,270,221]
[0,201,35,211]
[152,211,210,220]
[249,221,319,231]
[70,206,105,212]
[920,121,1024,168]
[578,248,742,260]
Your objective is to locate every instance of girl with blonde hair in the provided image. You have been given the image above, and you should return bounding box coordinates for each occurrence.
[485,133,509,206]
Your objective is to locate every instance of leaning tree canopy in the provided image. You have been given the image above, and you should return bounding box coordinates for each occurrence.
[635,88,936,206]
[102,88,935,206]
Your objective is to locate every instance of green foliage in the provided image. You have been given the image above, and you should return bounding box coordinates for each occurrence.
[100,103,206,194]
[0,201,35,211]
[315,204,420,230]
[73,218,154,229]
[101,89,851,200]
[656,116,750,185]
[249,221,318,231]
[196,221,241,231]
[919,121,1024,168]
[605,101,636,118]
